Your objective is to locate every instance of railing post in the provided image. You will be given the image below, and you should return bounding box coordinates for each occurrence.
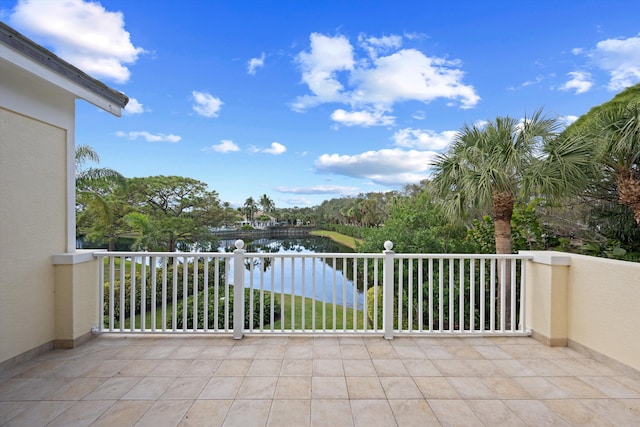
[233,239,245,340]
[383,241,395,340]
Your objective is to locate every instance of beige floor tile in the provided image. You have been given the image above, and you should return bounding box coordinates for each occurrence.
[248,359,282,376]
[199,376,243,399]
[83,359,132,377]
[614,376,640,394]
[215,359,252,376]
[342,359,377,376]
[117,360,161,377]
[547,376,608,398]
[433,359,503,376]
[47,399,115,427]
[367,344,398,359]
[402,359,441,376]
[109,345,150,360]
[518,358,571,376]
[372,358,409,376]
[222,399,271,427]
[46,377,106,400]
[505,400,570,426]
[543,399,612,426]
[578,376,640,398]
[338,336,365,345]
[447,377,497,399]
[339,345,370,359]
[581,398,640,425]
[414,376,461,399]
[178,399,232,427]
[350,399,396,427]
[268,399,311,427]
[311,377,348,398]
[0,401,36,425]
[4,400,75,427]
[226,345,258,359]
[482,377,534,399]
[346,377,386,399]
[169,346,205,359]
[280,359,313,376]
[422,345,456,359]
[466,399,526,426]
[274,376,312,399]
[121,376,174,400]
[551,358,618,376]
[393,345,426,359]
[490,359,538,376]
[313,345,341,359]
[253,345,286,359]
[147,359,191,377]
[134,399,193,427]
[84,376,141,400]
[162,377,209,399]
[379,376,422,399]
[388,399,441,426]
[313,359,344,376]
[311,399,353,427]
[91,400,153,427]
[428,399,483,427]
[138,346,178,360]
[284,345,313,359]
[198,346,231,359]
[513,377,570,399]
[445,345,484,359]
[236,376,278,399]
[473,344,514,359]
[182,359,221,377]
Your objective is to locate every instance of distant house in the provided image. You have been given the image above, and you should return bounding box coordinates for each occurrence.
[0,22,128,368]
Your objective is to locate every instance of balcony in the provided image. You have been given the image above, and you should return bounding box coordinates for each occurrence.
[0,243,638,425]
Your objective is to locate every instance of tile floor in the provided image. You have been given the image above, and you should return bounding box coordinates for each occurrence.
[1,335,639,426]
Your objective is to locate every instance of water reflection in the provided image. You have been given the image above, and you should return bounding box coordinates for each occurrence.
[220,236,364,309]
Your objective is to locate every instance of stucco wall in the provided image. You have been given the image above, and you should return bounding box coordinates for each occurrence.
[0,108,68,362]
[525,251,640,373]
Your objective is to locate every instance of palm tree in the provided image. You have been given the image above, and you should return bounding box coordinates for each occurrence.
[75,144,123,187]
[432,109,593,255]
[259,194,275,215]
[243,197,257,222]
[591,102,640,224]
[431,109,594,325]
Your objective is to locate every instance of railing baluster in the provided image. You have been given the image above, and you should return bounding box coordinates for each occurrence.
[408,258,413,332]
[480,258,485,332]
[98,255,104,332]
[291,257,295,332]
[459,258,464,332]
[312,257,317,332]
[259,257,265,332]
[397,258,403,332]
[352,258,357,332]
[301,257,306,332]
[141,256,147,331]
[130,256,136,332]
[373,258,378,332]
[342,257,347,332]
[193,257,198,332]
[511,258,517,332]
[470,259,475,332]
[500,259,506,332]
[490,259,495,333]
[428,258,433,333]
[439,258,444,332]
[203,257,209,332]
[108,256,114,331]
[448,258,454,332]
[418,258,423,332]
[119,256,125,332]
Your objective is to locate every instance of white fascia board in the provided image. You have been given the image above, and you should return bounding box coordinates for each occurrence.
[0,44,122,117]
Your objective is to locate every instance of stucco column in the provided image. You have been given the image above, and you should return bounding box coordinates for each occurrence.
[52,250,103,348]
[520,251,570,347]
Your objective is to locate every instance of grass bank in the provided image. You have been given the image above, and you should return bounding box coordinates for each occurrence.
[310,230,362,250]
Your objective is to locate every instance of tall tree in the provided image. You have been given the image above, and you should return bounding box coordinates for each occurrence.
[591,102,640,224]
[258,194,275,214]
[431,109,594,255]
[75,144,123,189]
[243,197,257,222]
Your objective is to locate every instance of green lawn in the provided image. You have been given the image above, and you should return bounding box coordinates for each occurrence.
[310,230,362,250]
[112,292,368,331]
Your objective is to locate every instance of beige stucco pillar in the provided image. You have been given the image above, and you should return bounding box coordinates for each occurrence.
[520,251,571,347]
[52,251,103,348]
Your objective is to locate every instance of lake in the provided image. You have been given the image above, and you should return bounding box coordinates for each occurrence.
[219,236,365,310]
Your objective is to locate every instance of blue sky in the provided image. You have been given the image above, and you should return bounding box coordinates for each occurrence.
[3,0,640,208]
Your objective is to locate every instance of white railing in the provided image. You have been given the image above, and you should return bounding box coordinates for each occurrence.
[94,240,532,338]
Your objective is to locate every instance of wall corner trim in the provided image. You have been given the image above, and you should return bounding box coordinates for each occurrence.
[519,251,571,266]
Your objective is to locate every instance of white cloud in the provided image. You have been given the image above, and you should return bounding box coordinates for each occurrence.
[9,0,144,83]
[250,142,287,155]
[292,33,479,119]
[203,140,240,153]
[314,148,436,186]
[282,196,315,207]
[247,52,266,75]
[192,91,223,118]
[392,128,457,151]
[331,109,395,127]
[123,98,146,115]
[589,34,640,91]
[559,71,593,94]
[358,33,403,59]
[116,131,181,143]
[559,115,579,127]
[275,185,360,195]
